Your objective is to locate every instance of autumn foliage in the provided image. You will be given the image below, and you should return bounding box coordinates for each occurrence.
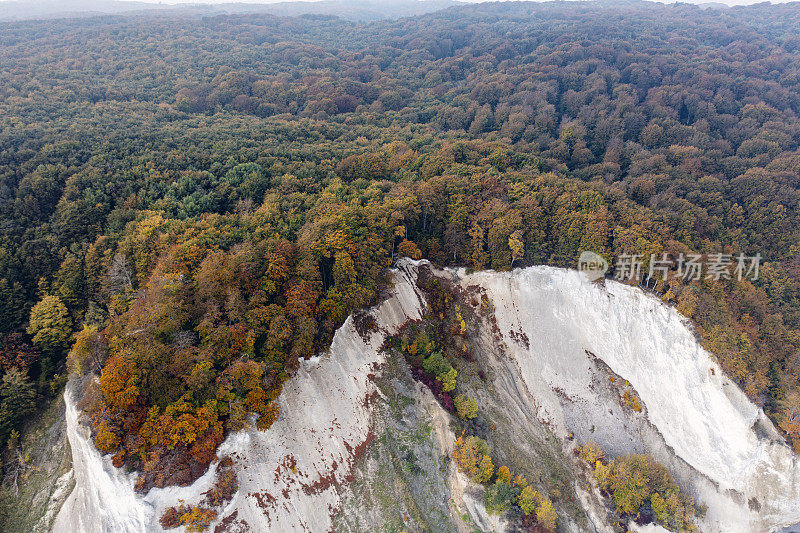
[453,435,494,483]
[452,435,557,531]
[160,455,237,531]
[578,444,697,532]
[0,0,799,496]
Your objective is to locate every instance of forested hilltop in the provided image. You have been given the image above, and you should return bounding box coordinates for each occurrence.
[0,0,799,502]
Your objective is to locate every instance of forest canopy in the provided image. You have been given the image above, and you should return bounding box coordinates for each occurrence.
[0,0,799,489]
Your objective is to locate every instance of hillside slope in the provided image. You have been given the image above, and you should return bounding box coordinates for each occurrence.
[53,261,800,532]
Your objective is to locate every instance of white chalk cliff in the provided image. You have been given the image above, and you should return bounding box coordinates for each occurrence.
[456,265,800,532]
[53,261,800,532]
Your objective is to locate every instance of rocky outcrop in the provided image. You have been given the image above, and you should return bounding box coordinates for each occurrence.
[52,261,800,532]
[454,265,800,532]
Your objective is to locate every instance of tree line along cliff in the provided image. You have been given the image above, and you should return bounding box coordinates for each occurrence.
[0,0,798,500]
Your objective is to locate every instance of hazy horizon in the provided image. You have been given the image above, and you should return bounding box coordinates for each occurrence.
[0,0,798,7]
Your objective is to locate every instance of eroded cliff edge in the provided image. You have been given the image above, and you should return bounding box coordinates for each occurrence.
[52,260,800,532]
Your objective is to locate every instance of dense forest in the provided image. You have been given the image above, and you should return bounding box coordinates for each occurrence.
[0,0,799,517]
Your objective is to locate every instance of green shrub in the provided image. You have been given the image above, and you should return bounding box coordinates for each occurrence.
[454,394,478,419]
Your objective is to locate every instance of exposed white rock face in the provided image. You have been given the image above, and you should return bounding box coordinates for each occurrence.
[206,260,427,532]
[53,260,427,533]
[53,379,148,533]
[53,261,800,533]
[53,379,233,533]
[455,265,800,533]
